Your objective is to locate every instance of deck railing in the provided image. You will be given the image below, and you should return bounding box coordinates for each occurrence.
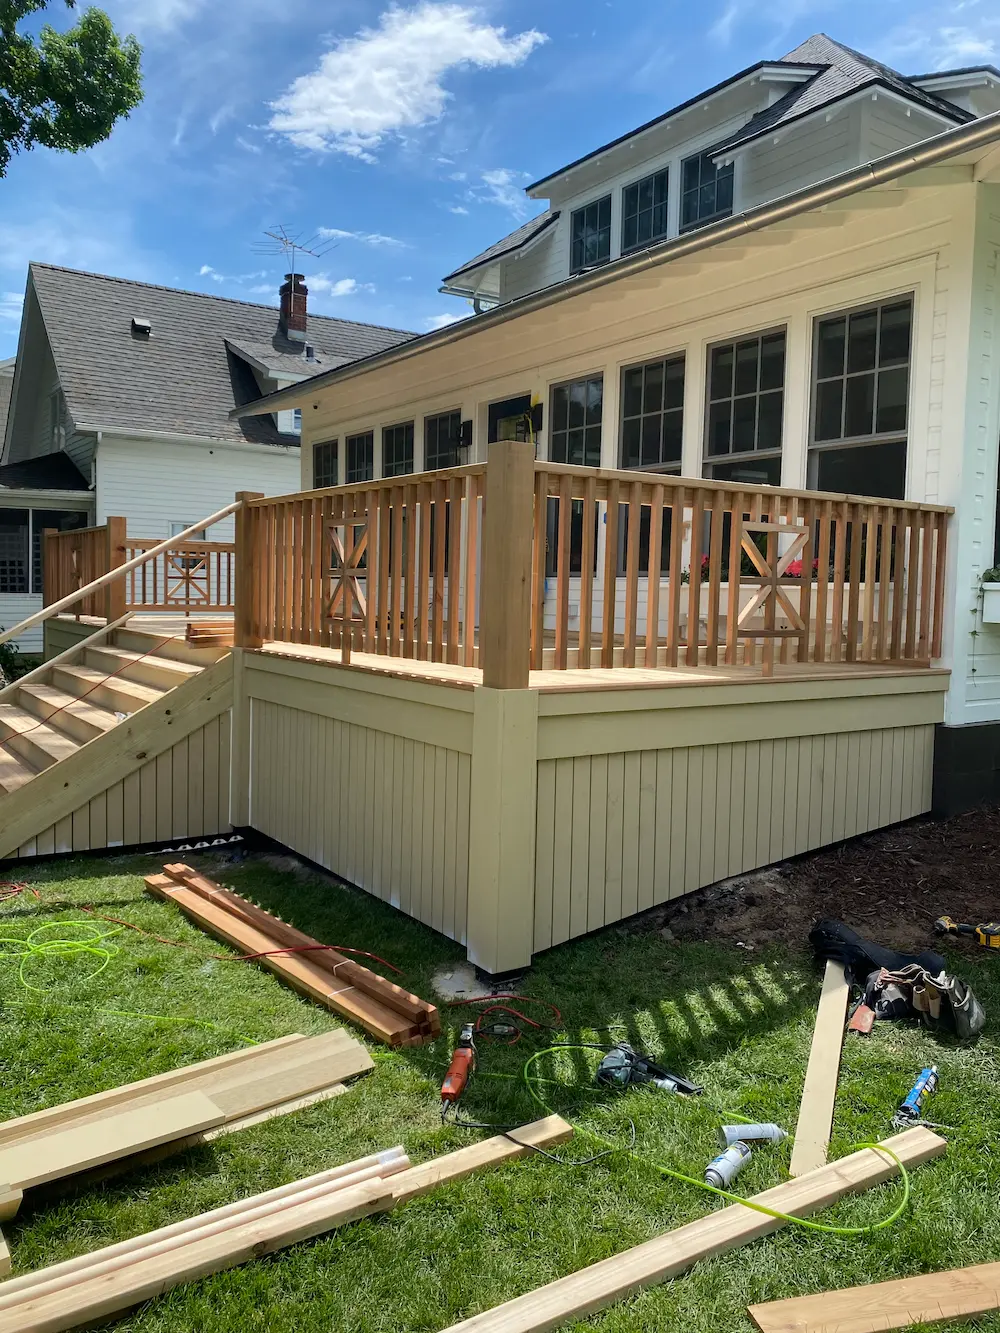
[237,444,951,684]
[43,522,119,619]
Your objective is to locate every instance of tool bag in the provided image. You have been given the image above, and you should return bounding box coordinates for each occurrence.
[863,964,986,1042]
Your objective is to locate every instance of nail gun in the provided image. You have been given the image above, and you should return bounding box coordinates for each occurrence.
[596,1044,702,1095]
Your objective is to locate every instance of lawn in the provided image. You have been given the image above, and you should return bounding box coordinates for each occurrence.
[0,844,997,1332]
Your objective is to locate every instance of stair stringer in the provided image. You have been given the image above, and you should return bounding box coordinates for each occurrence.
[0,655,233,860]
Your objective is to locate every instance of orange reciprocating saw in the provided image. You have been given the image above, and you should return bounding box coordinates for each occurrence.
[441,1023,477,1105]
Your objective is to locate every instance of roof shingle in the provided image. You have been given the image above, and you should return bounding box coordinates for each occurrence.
[443,210,559,285]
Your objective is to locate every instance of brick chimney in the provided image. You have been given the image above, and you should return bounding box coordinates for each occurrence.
[279,272,308,342]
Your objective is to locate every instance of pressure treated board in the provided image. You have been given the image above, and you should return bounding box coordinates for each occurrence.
[789,960,851,1177]
[0,1092,224,1191]
[436,1127,946,1333]
[748,1261,1000,1333]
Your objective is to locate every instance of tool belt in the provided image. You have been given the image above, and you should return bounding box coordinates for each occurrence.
[863,964,986,1042]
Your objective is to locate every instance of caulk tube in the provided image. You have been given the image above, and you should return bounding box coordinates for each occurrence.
[705,1141,751,1188]
[718,1123,787,1148]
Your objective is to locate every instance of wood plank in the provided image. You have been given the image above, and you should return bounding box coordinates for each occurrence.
[462,475,479,668]
[0,1092,224,1192]
[447,475,463,665]
[704,488,725,666]
[530,471,547,672]
[601,481,619,669]
[579,474,597,668]
[666,487,685,667]
[789,960,851,1177]
[931,513,947,659]
[686,488,705,666]
[749,1261,1000,1333]
[645,486,662,668]
[555,474,572,670]
[437,1128,946,1333]
[480,441,534,688]
[432,479,447,661]
[622,482,642,668]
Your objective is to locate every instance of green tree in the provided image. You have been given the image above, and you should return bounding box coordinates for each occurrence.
[0,0,141,176]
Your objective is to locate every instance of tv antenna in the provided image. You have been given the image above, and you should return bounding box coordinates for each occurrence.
[251,225,337,271]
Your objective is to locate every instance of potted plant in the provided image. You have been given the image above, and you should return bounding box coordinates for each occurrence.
[982,568,1000,623]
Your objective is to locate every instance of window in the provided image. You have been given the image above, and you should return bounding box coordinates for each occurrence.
[810,298,912,499]
[346,431,374,484]
[31,510,87,593]
[383,422,414,477]
[570,195,612,274]
[313,439,338,488]
[704,331,785,486]
[622,169,669,253]
[681,150,734,231]
[168,521,207,539]
[550,376,603,468]
[0,509,28,594]
[292,408,302,434]
[621,355,684,471]
[425,411,462,471]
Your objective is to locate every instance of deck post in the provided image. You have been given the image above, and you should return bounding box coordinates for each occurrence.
[479,439,534,689]
[234,492,264,651]
[466,685,539,975]
[104,517,127,622]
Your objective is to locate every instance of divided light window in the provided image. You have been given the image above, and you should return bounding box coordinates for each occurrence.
[681,150,734,231]
[620,355,684,471]
[550,376,603,468]
[346,431,374,484]
[622,169,669,252]
[704,331,785,486]
[570,195,612,274]
[383,421,414,477]
[313,439,338,488]
[425,410,462,470]
[810,298,912,500]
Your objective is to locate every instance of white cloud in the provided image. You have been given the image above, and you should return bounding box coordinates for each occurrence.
[0,292,23,324]
[199,264,224,282]
[269,3,547,159]
[476,167,530,216]
[708,2,740,43]
[425,310,470,330]
[105,0,203,34]
[318,227,407,248]
[449,204,470,215]
[235,135,262,154]
[882,17,998,68]
[307,275,375,297]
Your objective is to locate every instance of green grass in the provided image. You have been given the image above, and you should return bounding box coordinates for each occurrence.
[0,851,998,1332]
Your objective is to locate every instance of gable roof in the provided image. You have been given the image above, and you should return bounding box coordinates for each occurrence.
[26,265,415,447]
[0,451,89,491]
[443,210,560,287]
[708,34,971,159]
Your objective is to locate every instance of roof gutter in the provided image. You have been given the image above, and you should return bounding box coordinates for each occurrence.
[232,109,1000,421]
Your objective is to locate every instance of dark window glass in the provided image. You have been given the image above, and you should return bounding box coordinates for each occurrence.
[619,356,684,472]
[709,456,782,487]
[680,150,735,230]
[0,508,28,594]
[383,422,414,477]
[346,431,374,484]
[425,411,462,470]
[704,331,785,479]
[570,195,612,273]
[31,509,87,596]
[817,316,846,379]
[551,376,603,467]
[622,168,669,253]
[815,439,906,499]
[313,439,338,488]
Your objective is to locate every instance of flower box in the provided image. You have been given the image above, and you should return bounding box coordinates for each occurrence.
[983,582,1000,623]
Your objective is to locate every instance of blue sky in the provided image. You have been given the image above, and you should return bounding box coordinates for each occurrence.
[1,0,998,356]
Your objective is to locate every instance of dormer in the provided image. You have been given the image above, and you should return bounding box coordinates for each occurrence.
[908,66,1000,118]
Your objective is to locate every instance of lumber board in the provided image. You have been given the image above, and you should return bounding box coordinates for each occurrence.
[436,1127,947,1333]
[0,1191,21,1225]
[0,1092,225,1192]
[0,1233,7,1281]
[145,875,413,1043]
[789,960,851,1177]
[748,1261,1000,1333]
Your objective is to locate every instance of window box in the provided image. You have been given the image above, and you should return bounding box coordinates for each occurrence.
[983,581,1000,623]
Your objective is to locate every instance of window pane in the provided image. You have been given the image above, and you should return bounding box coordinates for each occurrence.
[710,345,733,400]
[699,181,716,218]
[636,211,651,246]
[553,385,569,433]
[652,200,668,237]
[876,366,908,434]
[622,367,643,418]
[664,357,685,410]
[641,414,661,466]
[681,190,698,229]
[0,511,28,595]
[643,361,664,415]
[734,340,759,396]
[732,395,756,451]
[817,317,846,379]
[757,391,783,451]
[654,170,669,205]
[815,439,906,500]
[622,418,641,469]
[683,157,699,193]
[598,195,611,228]
[847,309,877,373]
[623,183,637,219]
[662,413,683,463]
[623,215,638,251]
[584,426,602,468]
[815,380,843,441]
[638,176,653,211]
[760,333,785,391]
[585,378,603,426]
[716,166,734,214]
[710,456,781,486]
[845,373,875,437]
[879,302,911,366]
[708,400,731,454]
[567,428,585,466]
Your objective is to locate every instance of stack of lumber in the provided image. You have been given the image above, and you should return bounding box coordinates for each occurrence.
[436,1126,947,1333]
[0,1116,572,1333]
[185,622,234,647]
[146,863,440,1046]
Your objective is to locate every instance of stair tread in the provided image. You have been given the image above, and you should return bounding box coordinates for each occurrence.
[0,743,37,794]
[19,683,120,733]
[91,645,201,678]
[54,664,164,707]
[0,704,79,761]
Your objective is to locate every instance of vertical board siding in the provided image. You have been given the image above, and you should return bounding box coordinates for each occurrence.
[532,723,934,952]
[17,712,232,857]
[249,699,472,945]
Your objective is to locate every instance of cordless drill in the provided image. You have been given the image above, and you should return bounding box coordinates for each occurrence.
[934,916,1000,950]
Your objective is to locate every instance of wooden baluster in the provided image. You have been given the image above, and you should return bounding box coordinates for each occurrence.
[479,440,534,689]
[931,512,948,660]
[530,470,547,670]
[903,514,920,660]
[418,481,432,661]
[778,496,794,667]
[291,500,304,643]
[601,479,620,669]
[403,483,417,658]
[744,492,763,667]
[320,493,334,649]
[812,500,832,662]
[686,487,705,666]
[339,494,354,665]
[578,473,596,669]
[361,488,377,653]
[724,490,743,666]
[104,517,127,622]
[431,479,447,662]
[874,506,893,662]
[622,481,642,669]
[273,504,285,643]
[235,493,264,650]
[307,498,320,645]
[829,501,848,663]
[555,473,572,670]
[918,511,933,660]
[845,504,864,663]
[704,489,725,666]
[797,498,816,666]
[861,504,879,661]
[889,508,906,661]
[390,486,403,658]
[645,482,663,669]
[462,473,479,668]
[666,486,685,667]
[447,474,463,665]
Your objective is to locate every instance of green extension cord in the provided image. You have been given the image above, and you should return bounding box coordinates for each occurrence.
[522,1044,912,1237]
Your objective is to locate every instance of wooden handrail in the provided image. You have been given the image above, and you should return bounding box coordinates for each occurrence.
[0,502,242,647]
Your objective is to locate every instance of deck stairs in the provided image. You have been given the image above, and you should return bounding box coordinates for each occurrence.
[0,623,233,857]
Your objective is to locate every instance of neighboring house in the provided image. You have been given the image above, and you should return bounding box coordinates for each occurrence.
[0,266,413,649]
[441,34,1000,309]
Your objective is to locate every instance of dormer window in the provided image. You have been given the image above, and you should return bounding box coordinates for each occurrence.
[681,150,734,231]
[570,195,612,274]
[622,169,669,253]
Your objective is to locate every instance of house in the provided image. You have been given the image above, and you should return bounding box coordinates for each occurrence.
[0,266,413,649]
[4,35,1000,980]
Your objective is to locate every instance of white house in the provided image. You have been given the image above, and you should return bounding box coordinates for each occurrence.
[0,266,413,649]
